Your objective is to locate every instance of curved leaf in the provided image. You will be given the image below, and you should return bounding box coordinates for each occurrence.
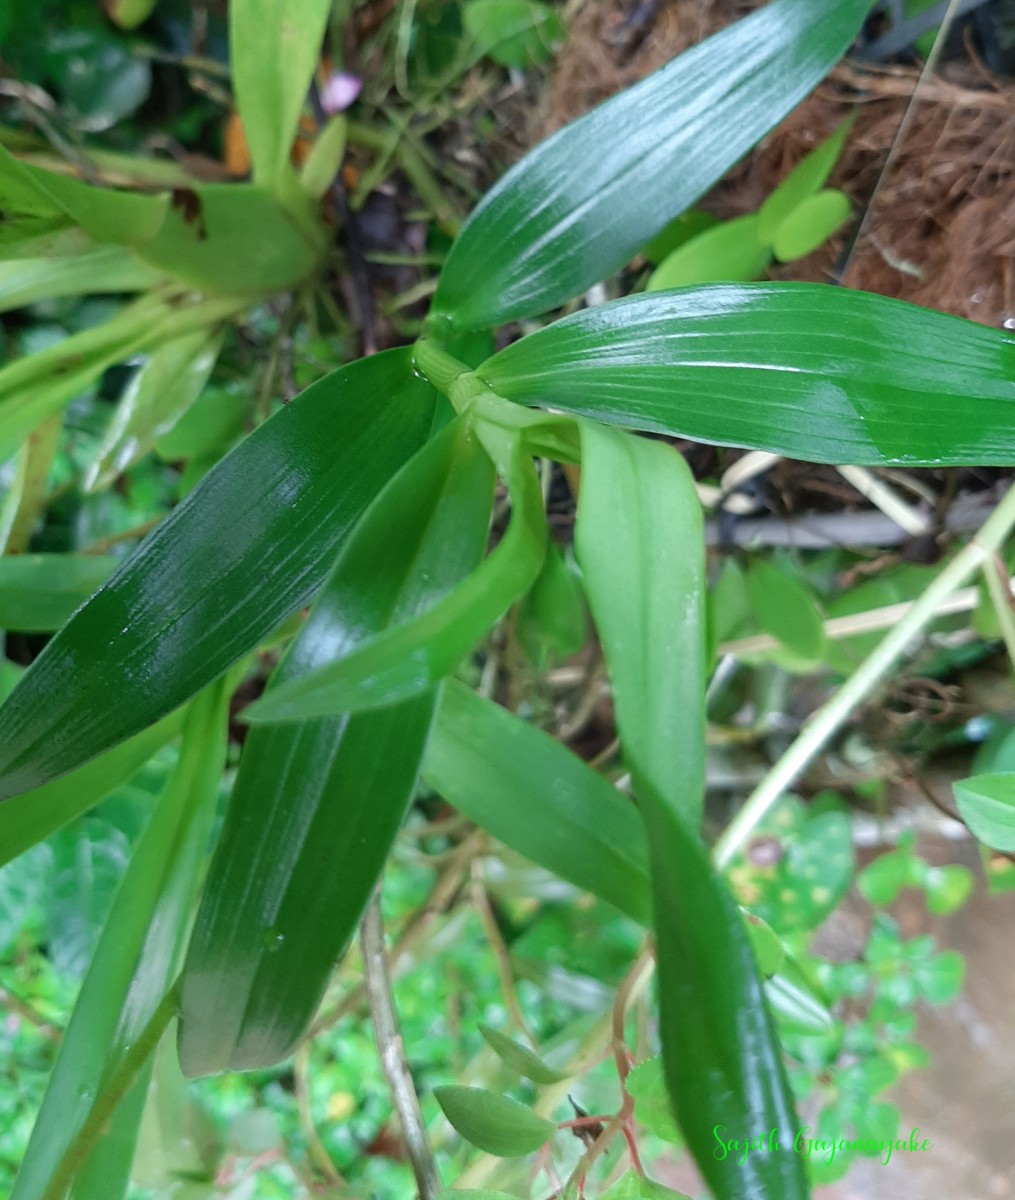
[0,246,160,313]
[478,283,1015,465]
[423,679,651,924]
[479,1024,568,1084]
[0,349,437,800]
[430,0,869,330]
[12,681,229,1200]
[245,422,545,721]
[178,418,494,1074]
[434,1085,554,1157]
[575,423,706,824]
[954,773,1015,851]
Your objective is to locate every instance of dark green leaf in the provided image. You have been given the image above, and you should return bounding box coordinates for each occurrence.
[434,1085,554,1157]
[12,682,229,1200]
[245,421,544,720]
[423,679,651,924]
[478,1024,568,1084]
[574,423,705,824]
[478,283,1015,465]
[0,554,118,632]
[430,0,870,330]
[954,773,1015,850]
[179,418,494,1073]
[0,349,436,800]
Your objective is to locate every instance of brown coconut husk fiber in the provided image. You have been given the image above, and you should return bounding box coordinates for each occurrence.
[544,0,1015,328]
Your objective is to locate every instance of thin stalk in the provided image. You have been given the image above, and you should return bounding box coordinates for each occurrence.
[983,555,1015,667]
[362,894,442,1200]
[40,985,179,1200]
[713,480,1015,867]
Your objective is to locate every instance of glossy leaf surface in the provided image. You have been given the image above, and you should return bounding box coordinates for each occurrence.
[479,283,1015,465]
[0,349,436,800]
[12,682,229,1200]
[230,0,332,193]
[245,423,544,721]
[430,0,869,330]
[575,424,705,824]
[179,418,494,1074]
[434,1086,554,1157]
[424,680,650,924]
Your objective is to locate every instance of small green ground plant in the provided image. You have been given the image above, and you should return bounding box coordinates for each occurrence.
[1,0,1014,1197]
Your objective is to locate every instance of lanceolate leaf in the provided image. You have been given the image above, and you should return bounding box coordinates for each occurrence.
[429,0,870,330]
[0,709,185,870]
[0,349,437,800]
[423,680,650,925]
[0,246,160,312]
[229,0,332,195]
[574,424,706,825]
[478,283,1015,466]
[12,682,229,1200]
[179,418,495,1074]
[245,422,545,721]
[573,429,806,1197]
[434,1086,554,1157]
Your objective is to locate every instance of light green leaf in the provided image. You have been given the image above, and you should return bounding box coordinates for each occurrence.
[757,116,855,244]
[772,188,851,263]
[601,1174,689,1199]
[434,1086,554,1157]
[647,214,771,291]
[430,0,870,329]
[626,1058,681,1145]
[479,1024,568,1084]
[0,414,61,554]
[0,246,160,313]
[229,0,332,195]
[478,283,1015,466]
[954,773,1015,851]
[85,329,223,491]
[0,554,118,632]
[575,423,705,824]
[745,559,826,667]
[424,679,651,925]
[464,0,563,68]
[12,681,229,1200]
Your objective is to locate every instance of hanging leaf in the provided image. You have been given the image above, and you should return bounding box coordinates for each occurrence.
[574,423,706,825]
[430,0,870,329]
[423,680,651,925]
[0,349,437,800]
[477,283,1015,466]
[179,418,494,1074]
[478,1024,568,1084]
[434,1085,554,1157]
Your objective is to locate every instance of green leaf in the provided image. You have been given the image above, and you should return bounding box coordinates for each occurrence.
[244,421,545,720]
[463,0,563,68]
[921,864,973,915]
[643,210,718,265]
[478,1024,568,1084]
[229,0,332,194]
[757,116,855,244]
[517,542,587,668]
[574,423,705,824]
[0,246,160,313]
[178,418,493,1074]
[626,1057,681,1145]
[601,1174,688,1199]
[0,413,61,554]
[0,348,437,800]
[477,283,1015,466]
[764,970,833,1036]
[954,773,1015,851]
[430,0,870,330]
[0,554,117,632]
[423,679,651,924]
[771,188,851,263]
[84,329,222,491]
[434,1085,554,1157]
[0,709,185,869]
[745,559,826,667]
[646,215,771,291]
[743,910,785,978]
[435,1191,517,1199]
[12,681,229,1200]
[857,848,915,907]
[912,950,964,1005]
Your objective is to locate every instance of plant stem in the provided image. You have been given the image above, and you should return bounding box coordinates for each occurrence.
[362,894,442,1200]
[40,985,179,1200]
[713,480,1015,867]
[983,555,1015,666]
